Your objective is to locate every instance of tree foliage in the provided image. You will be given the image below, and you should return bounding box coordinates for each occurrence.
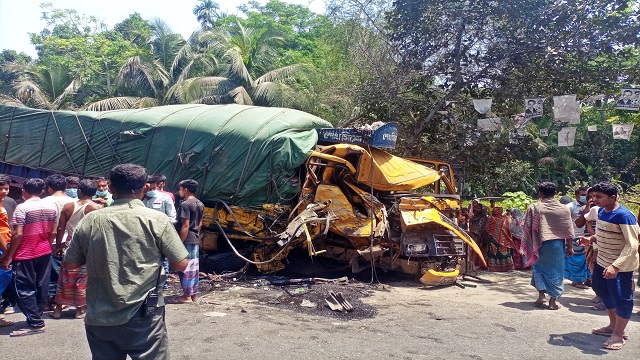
[2,0,640,196]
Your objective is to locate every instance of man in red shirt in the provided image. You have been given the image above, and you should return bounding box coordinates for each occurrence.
[0,178,58,336]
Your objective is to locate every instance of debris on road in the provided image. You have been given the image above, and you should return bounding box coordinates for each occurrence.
[325,291,353,312]
[300,299,317,308]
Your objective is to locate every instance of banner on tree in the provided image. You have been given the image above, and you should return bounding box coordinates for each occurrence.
[509,129,526,144]
[477,118,502,131]
[473,99,493,115]
[615,89,640,111]
[612,124,634,140]
[558,127,577,147]
[524,98,544,119]
[553,95,580,124]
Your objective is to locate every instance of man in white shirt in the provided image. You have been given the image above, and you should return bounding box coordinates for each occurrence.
[143,175,176,224]
[143,174,177,290]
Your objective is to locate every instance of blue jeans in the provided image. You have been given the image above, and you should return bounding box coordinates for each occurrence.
[162,258,169,289]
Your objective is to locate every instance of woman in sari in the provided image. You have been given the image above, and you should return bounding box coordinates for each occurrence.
[485,207,516,272]
[521,182,575,310]
[469,199,489,269]
[509,208,528,269]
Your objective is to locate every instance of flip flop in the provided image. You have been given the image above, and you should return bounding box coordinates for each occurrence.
[592,328,629,339]
[603,338,625,350]
[9,328,45,337]
[547,304,559,310]
[0,318,14,327]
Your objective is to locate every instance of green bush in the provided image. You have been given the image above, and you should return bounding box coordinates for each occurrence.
[501,191,535,212]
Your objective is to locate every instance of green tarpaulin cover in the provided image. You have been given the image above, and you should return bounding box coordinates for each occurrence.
[0,104,332,205]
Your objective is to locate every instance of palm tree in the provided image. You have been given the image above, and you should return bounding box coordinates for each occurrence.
[168,22,313,109]
[1,62,78,110]
[193,0,222,30]
[87,21,313,111]
[85,20,187,110]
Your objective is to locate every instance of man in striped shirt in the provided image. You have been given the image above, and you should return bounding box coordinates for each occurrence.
[581,182,639,351]
[0,178,59,335]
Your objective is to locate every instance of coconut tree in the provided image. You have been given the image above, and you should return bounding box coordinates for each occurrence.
[85,20,192,110]
[193,0,223,30]
[1,62,78,110]
[87,20,314,111]
[167,21,313,109]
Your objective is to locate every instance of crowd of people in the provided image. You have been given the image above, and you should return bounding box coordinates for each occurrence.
[0,165,204,358]
[462,181,639,351]
[462,199,529,272]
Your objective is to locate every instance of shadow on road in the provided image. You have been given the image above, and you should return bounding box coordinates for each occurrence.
[547,332,609,356]
[557,295,600,315]
[0,320,24,336]
[499,301,546,312]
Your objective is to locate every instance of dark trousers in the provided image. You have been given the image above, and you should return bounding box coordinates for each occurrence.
[2,281,17,306]
[13,254,52,328]
[85,306,169,360]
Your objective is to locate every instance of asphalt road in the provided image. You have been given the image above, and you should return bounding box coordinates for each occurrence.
[1,270,639,359]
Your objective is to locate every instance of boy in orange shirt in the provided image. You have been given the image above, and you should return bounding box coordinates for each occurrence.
[0,175,13,326]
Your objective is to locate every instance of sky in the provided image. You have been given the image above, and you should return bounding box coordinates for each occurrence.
[0,0,326,58]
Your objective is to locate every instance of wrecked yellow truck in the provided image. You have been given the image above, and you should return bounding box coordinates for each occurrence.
[0,104,484,285]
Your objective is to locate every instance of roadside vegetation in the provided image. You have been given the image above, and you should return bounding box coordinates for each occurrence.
[1,0,639,198]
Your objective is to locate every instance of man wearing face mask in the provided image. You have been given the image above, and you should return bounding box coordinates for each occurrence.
[143,175,176,224]
[65,176,79,199]
[565,186,590,289]
[93,177,113,207]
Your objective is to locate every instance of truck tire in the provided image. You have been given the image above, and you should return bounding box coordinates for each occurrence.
[200,250,251,274]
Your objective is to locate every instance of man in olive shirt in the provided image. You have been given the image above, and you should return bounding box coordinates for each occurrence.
[65,164,188,360]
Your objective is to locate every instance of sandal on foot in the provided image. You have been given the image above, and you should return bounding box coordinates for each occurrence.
[571,282,589,289]
[548,304,559,310]
[592,328,629,339]
[0,318,14,327]
[603,338,625,350]
[9,328,45,337]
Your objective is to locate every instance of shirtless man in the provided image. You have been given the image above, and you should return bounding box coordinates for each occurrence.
[53,179,102,319]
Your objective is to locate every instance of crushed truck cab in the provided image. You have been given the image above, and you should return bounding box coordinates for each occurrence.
[205,126,485,285]
[296,141,485,284]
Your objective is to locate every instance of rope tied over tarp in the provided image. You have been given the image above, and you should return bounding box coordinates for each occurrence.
[50,110,79,174]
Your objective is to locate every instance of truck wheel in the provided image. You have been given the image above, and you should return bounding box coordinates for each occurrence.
[200,250,251,274]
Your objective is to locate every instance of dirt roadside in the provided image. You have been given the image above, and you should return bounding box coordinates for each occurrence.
[1,270,639,359]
